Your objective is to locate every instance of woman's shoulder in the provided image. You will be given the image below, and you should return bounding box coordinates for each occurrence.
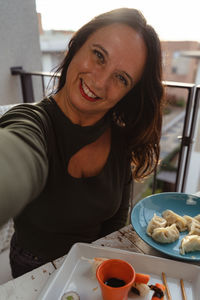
[0,99,55,158]
[1,98,51,121]
[0,98,54,138]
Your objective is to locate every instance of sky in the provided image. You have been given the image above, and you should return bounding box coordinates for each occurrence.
[35,0,200,42]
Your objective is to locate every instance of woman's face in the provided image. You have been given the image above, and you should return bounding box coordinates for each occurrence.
[61,23,147,125]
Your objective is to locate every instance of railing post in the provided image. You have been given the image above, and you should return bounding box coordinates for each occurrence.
[174,85,196,192]
[152,168,157,194]
[181,86,200,192]
[10,66,35,103]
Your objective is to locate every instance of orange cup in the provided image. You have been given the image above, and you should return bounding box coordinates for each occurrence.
[96,259,135,300]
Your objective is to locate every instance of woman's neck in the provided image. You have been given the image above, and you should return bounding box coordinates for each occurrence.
[53,91,106,127]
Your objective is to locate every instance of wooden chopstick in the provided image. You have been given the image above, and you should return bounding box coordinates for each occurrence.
[180,279,187,300]
[161,272,172,300]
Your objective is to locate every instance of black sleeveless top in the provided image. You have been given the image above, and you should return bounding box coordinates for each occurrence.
[9,97,131,260]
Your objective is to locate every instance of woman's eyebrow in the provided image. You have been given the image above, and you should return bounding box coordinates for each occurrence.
[123,71,134,86]
[93,44,108,57]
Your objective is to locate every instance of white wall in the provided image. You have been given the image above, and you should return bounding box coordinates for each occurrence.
[0,0,42,104]
[195,61,200,85]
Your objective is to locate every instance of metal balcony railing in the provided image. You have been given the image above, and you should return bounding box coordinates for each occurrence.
[10,67,200,195]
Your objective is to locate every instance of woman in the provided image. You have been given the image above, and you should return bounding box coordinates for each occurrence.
[0,8,164,277]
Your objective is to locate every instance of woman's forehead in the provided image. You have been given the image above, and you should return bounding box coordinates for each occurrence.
[87,23,139,42]
[85,23,146,57]
[84,23,147,82]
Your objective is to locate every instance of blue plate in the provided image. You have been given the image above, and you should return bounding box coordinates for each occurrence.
[131,192,200,261]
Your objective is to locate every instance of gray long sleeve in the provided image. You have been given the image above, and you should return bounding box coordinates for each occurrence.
[0,104,49,226]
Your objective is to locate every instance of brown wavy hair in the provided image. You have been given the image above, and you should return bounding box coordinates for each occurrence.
[52,8,164,181]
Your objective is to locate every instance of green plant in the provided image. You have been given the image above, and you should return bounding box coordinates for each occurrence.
[160,146,180,171]
[163,107,171,115]
[141,187,163,199]
[165,94,186,108]
[174,98,185,107]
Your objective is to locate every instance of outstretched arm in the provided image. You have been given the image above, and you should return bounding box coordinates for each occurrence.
[0,105,49,226]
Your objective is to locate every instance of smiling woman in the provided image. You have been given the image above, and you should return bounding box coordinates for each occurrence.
[54,23,147,125]
[0,8,164,278]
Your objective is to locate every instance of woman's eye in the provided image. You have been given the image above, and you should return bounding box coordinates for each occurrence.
[116,74,128,86]
[93,49,105,64]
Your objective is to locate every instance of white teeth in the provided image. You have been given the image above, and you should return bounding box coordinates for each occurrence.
[82,80,97,98]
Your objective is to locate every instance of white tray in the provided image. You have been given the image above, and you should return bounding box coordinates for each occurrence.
[38,243,200,300]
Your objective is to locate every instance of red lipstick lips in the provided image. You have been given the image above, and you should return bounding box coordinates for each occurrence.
[79,79,101,102]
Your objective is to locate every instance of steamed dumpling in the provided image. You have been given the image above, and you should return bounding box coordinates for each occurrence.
[162,210,187,232]
[194,214,200,222]
[183,215,199,231]
[189,221,200,236]
[151,224,179,243]
[146,213,167,236]
[180,235,200,255]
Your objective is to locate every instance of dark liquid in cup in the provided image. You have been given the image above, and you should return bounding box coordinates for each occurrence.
[104,277,126,287]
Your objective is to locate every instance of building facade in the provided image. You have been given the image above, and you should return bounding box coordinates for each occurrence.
[0,0,42,105]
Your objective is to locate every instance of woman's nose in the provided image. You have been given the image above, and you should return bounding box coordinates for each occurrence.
[93,70,110,91]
